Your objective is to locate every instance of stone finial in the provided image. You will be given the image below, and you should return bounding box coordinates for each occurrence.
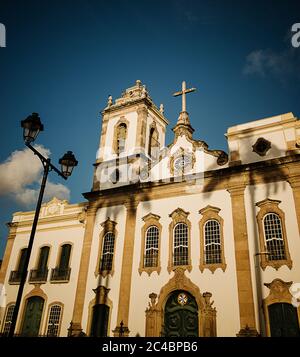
[203,292,214,308]
[136,79,142,87]
[107,95,113,107]
[149,293,157,307]
[159,104,164,114]
[142,85,147,97]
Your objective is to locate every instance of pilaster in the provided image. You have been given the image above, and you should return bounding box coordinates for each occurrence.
[115,199,139,336]
[227,179,258,336]
[71,203,98,335]
[0,222,18,284]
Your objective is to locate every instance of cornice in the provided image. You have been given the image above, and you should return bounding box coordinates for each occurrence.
[83,153,300,206]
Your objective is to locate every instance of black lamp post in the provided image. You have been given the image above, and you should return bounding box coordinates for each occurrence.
[8,113,78,337]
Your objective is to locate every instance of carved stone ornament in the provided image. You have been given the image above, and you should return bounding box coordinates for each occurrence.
[44,197,67,216]
[252,137,271,156]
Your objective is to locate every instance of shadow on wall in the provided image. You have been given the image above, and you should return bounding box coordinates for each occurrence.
[87,173,153,337]
[203,137,292,336]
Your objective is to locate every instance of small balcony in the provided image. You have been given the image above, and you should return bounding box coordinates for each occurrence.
[50,267,71,283]
[29,269,48,283]
[8,270,22,284]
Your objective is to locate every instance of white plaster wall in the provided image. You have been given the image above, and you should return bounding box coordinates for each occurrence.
[128,190,240,337]
[3,220,85,336]
[238,130,287,164]
[81,205,126,336]
[244,182,300,335]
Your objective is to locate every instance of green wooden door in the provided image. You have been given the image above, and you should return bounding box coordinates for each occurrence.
[21,296,44,336]
[90,304,109,337]
[59,244,71,270]
[164,290,198,337]
[269,303,300,337]
[38,246,50,271]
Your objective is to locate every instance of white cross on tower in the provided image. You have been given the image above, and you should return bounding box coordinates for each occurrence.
[173,81,196,113]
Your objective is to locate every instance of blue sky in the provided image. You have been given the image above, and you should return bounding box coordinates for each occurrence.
[0,0,300,258]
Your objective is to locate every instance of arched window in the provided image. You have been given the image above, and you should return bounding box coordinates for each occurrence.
[144,226,159,268]
[204,220,221,264]
[256,198,292,270]
[29,246,50,283]
[51,244,72,282]
[139,213,162,276]
[168,208,191,273]
[18,248,28,273]
[2,304,15,335]
[199,206,226,273]
[9,247,28,283]
[173,223,188,266]
[116,123,127,154]
[263,213,286,261]
[46,304,62,337]
[148,126,159,159]
[100,232,115,272]
[59,244,71,270]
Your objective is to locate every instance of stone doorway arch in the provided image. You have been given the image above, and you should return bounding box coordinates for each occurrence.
[145,268,216,337]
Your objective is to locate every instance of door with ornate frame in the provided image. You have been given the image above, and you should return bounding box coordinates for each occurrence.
[21,296,44,336]
[268,303,300,337]
[163,290,198,337]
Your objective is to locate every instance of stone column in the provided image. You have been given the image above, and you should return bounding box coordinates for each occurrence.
[227,183,258,336]
[114,200,139,337]
[70,204,97,336]
[0,222,18,284]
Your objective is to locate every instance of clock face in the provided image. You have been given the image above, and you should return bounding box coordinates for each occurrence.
[174,155,192,171]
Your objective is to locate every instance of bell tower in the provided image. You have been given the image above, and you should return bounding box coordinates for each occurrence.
[93,80,169,190]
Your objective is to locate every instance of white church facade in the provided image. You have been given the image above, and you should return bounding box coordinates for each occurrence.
[0,80,300,337]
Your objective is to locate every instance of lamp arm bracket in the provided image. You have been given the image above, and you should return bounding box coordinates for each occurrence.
[26,142,67,180]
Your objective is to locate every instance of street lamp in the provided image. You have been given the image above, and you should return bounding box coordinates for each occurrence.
[8,113,78,337]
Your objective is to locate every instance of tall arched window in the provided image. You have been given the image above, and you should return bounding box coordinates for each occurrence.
[199,205,226,273]
[256,198,292,270]
[46,304,62,337]
[2,304,15,335]
[173,223,188,266]
[116,123,127,154]
[51,244,72,282]
[148,126,159,159]
[204,220,221,264]
[168,208,191,273]
[139,213,162,276]
[263,213,286,261]
[29,246,50,282]
[100,232,115,272]
[144,226,159,268]
[9,247,28,283]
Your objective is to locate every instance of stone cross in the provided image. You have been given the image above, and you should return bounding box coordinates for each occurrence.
[173,81,196,112]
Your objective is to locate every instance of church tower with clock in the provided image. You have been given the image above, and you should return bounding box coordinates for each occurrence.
[1,80,300,338]
[92,80,169,191]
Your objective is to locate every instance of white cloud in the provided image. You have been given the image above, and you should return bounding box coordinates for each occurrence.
[243,48,300,82]
[0,145,70,207]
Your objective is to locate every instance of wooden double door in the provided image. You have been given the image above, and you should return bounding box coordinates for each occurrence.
[21,296,44,337]
[269,303,300,337]
[164,290,198,337]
